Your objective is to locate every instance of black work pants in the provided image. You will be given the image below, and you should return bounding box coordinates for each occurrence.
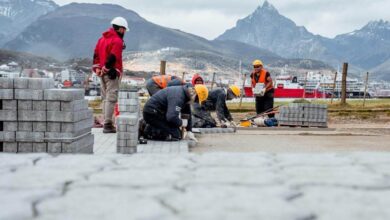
[255,91,275,118]
[143,110,181,140]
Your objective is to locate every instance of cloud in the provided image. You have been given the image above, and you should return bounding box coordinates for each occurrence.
[53,0,390,39]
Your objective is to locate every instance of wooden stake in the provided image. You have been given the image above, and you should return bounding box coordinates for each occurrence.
[160,60,166,75]
[211,72,216,90]
[303,72,308,99]
[330,72,338,104]
[363,72,369,107]
[182,72,186,82]
[341,63,348,106]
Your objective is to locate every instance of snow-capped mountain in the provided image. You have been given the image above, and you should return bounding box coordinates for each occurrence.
[0,0,58,45]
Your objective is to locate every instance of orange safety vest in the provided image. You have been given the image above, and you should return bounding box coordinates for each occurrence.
[152,75,172,89]
[251,69,267,88]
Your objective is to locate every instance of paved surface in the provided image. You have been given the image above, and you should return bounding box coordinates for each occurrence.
[1,128,390,220]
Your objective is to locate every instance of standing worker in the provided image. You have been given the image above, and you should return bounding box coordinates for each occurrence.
[92,17,129,133]
[142,84,209,142]
[145,75,184,96]
[191,73,204,86]
[250,60,275,118]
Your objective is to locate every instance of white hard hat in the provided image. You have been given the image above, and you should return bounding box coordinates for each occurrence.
[111,17,129,31]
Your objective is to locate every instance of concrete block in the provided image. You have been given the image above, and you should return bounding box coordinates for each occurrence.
[116,115,138,126]
[14,78,29,89]
[33,143,47,153]
[28,78,54,89]
[18,100,32,110]
[15,89,43,100]
[47,122,61,132]
[45,128,91,143]
[32,101,47,111]
[0,89,14,99]
[0,131,15,141]
[0,78,14,89]
[117,132,138,140]
[16,132,44,142]
[61,100,89,112]
[1,100,17,110]
[0,110,17,121]
[117,139,138,148]
[18,122,33,131]
[118,99,139,106]
[4,122,17,131]
[47,109,93,123]
[3,142,17,153]
[118,91,138,99]
[47,101,61,111]
[61,134,94,154]
[47,143,62,154]
[18,142,33,153]
[117,124,139,132]
[61,118,93,133]
[118,105,139,113]
[44,89,84,101]
[18,111,46,122]
[33,122,47,132]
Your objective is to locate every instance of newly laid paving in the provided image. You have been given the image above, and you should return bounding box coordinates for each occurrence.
[1,151,390,220]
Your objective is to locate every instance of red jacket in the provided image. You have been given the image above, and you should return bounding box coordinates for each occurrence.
[93,28,124,76]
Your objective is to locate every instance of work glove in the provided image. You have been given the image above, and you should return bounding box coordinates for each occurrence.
[186,131,198,142]
[181,119,188,128]
[259,88,266,97]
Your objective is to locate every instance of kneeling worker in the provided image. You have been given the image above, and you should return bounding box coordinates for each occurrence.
[145,75,184,96]
[198,85,240,127]
[143,84,208,142]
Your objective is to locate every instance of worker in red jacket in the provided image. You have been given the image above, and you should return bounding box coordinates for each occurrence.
[92,17,129,133]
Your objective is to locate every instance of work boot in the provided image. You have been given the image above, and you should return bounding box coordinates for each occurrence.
[103,123,116,133]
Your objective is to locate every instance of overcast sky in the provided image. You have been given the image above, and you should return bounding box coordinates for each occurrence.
[53,0,390,40]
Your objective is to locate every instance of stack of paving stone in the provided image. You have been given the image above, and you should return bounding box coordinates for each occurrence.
[116,89,140,154]
[0,77,94,154]
[277,103,328,128]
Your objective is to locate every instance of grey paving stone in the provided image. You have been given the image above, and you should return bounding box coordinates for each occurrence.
[32,101,47,111]
[47,142,62,154]
[45,128,91,143]
[117,146,137,154]
[16,131,44,142]
[117,132,138,140]
[33,143,47,153]
[116,114,138,126]
[18,100,32,110]
[1,100,17,110]
[18,111,46,122]
[3,122,17,131]
[47,122,61,132]
[18,122,33,131]
[28,78,54,89]
[14,89,43,100]
[61,118,93,133]
[0,78,14,89]
[3,142,17,153]
[18,142,33,153]
[0,110,17,121]
[0,131,15,142]
[61,100,89,112]
[13,78,29,89]
[44,89,84,101]
[46,110,93,123]
[33,122,47,132]
[46,101,61,111]
[61,134,94,154]
[0,89,14,100]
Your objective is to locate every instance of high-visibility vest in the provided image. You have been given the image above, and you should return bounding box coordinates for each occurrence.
[152,75,172,89]
[251,69,267,88]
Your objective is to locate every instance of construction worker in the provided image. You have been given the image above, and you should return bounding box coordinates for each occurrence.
[191,73,204,85]
[250,60,275,118]
[194,85,241,128]
[142,84,208,142]
[92,17,129,133]
[145,75,184,96]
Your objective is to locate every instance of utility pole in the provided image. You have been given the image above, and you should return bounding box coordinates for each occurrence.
[239,73,246,110]
[340,63,348,106]
[330,72,338,104]
[363,72,369,107]
[303,72,308,99]
[160,60,166,75]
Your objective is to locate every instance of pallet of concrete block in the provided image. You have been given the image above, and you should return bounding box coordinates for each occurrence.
[278,103,328,128]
